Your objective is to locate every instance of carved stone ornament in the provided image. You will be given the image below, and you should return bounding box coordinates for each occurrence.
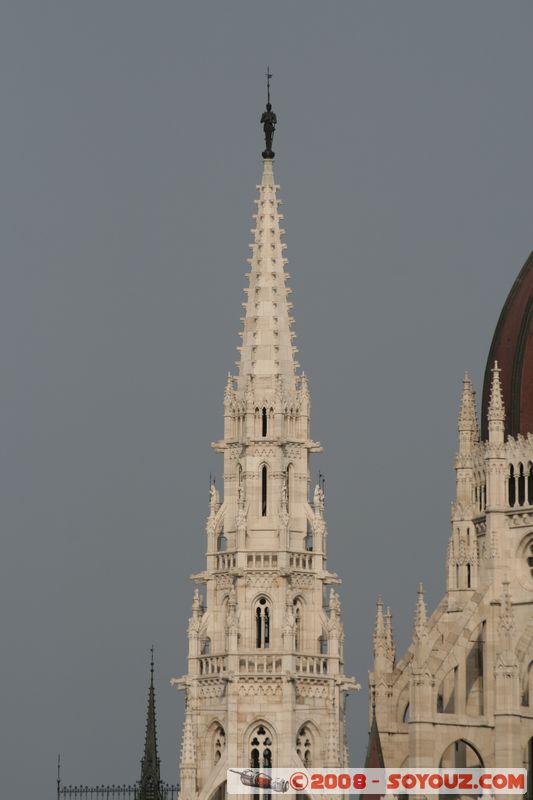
[216,574,234,590]
[245,572,279,589]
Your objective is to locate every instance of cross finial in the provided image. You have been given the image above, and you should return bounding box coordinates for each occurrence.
[266,66,272,105]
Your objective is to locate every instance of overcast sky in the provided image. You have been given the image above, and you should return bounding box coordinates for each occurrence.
[1,2,532,796]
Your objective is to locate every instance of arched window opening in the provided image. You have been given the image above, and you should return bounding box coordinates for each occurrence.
[249,725,273,769]
[528,463,533,505]
[528,542,533,579]
[519,463,526,506]
[439,739,483,769]
[305,522,314,552]
[213,725,226,765]
[261,465,268,516]
[522,661,533,707]
[262,407,268,437]
[466,623,485,716]
[285,465,292,512]
[318,634,328,655]
[508,464,516,507]
[201,637,211,655]
[437,666,457,714]
[293,599,302,651]
[467,563,471,588]
[255,597,270,648]
[296,726,312,768]
[217,531,227,552]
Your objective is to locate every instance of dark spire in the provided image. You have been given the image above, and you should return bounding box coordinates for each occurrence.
[138,646,162,800]
[360,687,385,800]
[260,67,277,159]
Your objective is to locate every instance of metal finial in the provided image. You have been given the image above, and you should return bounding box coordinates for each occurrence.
[266,66,272,105]
[260,68,277,159]
[150,645,154,685]
[57,754,61,800]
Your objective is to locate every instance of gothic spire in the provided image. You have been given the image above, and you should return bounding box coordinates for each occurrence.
[138,647,161,800]
[458,372,478,445]
[488,361,505,419]
[236,132,298,394]
[414,582,427,639]
[373,596,393,672]
[364,688,385,770]
[385,606,396,667]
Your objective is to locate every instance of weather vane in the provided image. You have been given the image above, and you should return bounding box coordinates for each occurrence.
[260,66,277,159]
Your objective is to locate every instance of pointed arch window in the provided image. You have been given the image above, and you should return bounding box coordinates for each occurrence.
[217,530,227,552]
[528,463,533,505]
[519,463,526,506]
[522,661,533,706]
[296,726,312,768]
[249,725,273,769]
[262,407,268,437]
[293,598,302,651]
[305,521,314,552]
[255,597,270,648]
[261,465,268,516]
[508,464,516,507]
[213,725,226,765]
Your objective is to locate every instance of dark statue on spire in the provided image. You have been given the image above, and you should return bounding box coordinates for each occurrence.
[261,67,277,159]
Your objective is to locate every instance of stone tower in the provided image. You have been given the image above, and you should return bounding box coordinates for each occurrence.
[172,92,359,800]
[366,252,533,786]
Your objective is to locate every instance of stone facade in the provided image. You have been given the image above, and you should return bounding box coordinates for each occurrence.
[172,157,359,800]
[370,356,533,780]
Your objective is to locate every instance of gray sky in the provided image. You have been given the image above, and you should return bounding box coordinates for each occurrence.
[1,2,532,795]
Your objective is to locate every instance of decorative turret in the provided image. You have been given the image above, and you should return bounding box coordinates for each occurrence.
[458,372,479,446]
[373,596,393,673]
[413,582,427,640]
[486,361,507,517]
[138,648,162,800]
[385,606,396,668]
[487,361,505,444]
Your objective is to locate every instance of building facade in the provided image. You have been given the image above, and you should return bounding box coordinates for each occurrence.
[172,96,359,800]
[369,253,533,785]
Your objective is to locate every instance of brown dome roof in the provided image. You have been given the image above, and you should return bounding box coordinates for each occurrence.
[481,251,533,440]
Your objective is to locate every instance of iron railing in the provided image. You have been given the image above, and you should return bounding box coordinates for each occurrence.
[57,783,179,800]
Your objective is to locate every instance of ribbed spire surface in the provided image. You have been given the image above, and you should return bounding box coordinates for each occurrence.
[237,158,298,394]
[458,372,479,438]
[488,360,505,422]
[138,649,161,800]
[414,582,427,639]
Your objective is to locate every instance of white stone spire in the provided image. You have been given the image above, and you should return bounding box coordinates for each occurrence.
[487,360,505,444]
[458,372,479,448]
[414,582,427,639]
[237,158,298,394]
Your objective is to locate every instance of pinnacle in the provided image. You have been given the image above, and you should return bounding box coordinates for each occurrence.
[458,372,478,433]
[488,359,505,422]
[236,159,298,395]
[414,582,427,638]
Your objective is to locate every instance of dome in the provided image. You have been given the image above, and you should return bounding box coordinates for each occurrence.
[481,251,533,440]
